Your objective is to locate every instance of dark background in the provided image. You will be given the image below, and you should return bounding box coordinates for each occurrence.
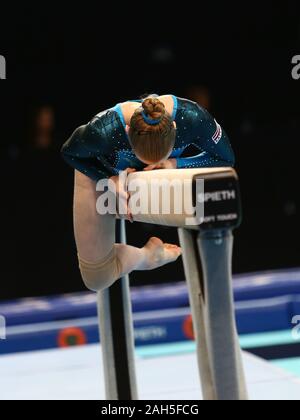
[0,3,300,299]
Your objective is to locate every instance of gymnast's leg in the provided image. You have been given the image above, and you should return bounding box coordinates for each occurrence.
[74,170,182,292]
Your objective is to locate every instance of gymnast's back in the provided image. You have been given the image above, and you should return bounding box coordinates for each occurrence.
[61,94,235,182]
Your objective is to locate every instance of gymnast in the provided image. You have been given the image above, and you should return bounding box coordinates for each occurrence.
[61,94,235,292]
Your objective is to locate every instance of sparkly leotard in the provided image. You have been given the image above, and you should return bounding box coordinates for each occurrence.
[61,95,235,181]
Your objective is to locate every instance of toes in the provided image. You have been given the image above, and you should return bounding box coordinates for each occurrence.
[164,245,182,259]
[164,244,180,250]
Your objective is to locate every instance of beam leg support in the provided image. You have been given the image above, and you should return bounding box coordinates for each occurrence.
[97,219,138,400]
[179,228,248,400]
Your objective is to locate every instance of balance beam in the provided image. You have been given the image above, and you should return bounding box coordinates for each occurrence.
[97,167,248,401]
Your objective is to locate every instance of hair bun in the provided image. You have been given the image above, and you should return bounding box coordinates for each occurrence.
[142,97,166,120]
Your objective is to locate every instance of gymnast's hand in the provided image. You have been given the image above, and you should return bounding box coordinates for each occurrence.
[143,159,177,171]
[110,168,136,222]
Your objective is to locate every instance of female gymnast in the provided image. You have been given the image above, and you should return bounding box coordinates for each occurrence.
[61,94,235,292]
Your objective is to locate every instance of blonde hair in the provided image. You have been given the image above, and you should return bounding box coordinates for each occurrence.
[128,97,176,163]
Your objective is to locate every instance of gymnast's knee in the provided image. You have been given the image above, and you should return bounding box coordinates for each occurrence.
[78,246,122,292]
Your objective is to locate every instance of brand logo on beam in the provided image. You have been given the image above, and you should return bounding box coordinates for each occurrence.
[198,190,236,203]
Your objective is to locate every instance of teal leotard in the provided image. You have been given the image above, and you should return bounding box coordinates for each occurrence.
[61,95,235,181]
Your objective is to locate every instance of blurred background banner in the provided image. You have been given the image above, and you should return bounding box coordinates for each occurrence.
[0,3,300,299]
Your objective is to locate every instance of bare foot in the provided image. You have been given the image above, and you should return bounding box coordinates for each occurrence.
[142,237,182,271]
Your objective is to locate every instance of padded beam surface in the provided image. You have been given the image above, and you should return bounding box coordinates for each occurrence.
[127,167,237,227]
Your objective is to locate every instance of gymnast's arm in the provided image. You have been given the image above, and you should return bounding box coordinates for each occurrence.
[61,125,115,181]
[177,105,235,169]
[176,151,233,168]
